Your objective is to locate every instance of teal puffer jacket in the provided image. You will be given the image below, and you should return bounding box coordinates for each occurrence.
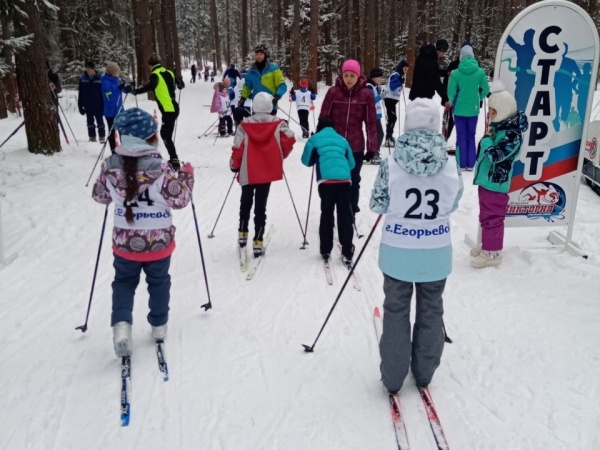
[447,57,490,117]
[301,127,355,182]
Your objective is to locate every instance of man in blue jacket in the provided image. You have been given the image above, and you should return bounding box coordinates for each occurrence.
[239,45,287,116]
[78,61,106,143]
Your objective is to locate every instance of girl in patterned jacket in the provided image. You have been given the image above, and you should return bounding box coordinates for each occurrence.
[370,98,463,394]
[92,108,195,357]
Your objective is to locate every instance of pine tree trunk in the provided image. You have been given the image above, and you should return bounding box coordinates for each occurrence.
[167,0,182,75]
[291,0,301,86]
[14,2,60,154]
[0,79,8,120]
[308,0,319,89]
[427,0,437,43]
[150,0,166,61]
[364,0,376,70]
[1,16,16,114]
[225,0,231,65]
[406,0,418,87]
[242,0,248,63]
[161,0,175,71]
[132,0,154,85]
[324,5,333,86]
[417,0,427,45]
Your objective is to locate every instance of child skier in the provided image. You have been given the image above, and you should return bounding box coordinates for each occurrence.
[319,59,378,239]
[366,67,385,164]
[101,62,132,153]
[383,60,409,146]
[230,92,296,257]
[217,83,234,136]
[210,70,215,82]
[370,98,463,394]
[471,82,529,268]
[91,108,195,357]
[301,117,355,264]
[291,79,317,138]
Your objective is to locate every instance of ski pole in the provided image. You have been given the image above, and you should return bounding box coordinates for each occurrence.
[75,205,109,333]
[85,94,129,186]
[277,107,309,135]
[191,200,213,311]
[303,214,382,352]
[55,95,79,146]
[300,166,315,250]
[283,171,306,241]
[198,118,219,139]
[349,203,364,238]
[207,173,236,238]
[57,114,70,145]
[0,121,24,149]
[173,88,182,142]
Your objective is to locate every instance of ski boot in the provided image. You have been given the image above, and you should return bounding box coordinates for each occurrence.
[253,240,264,258]
[113,322,132,357]
[152,324,167,340]
[238,231,248,247]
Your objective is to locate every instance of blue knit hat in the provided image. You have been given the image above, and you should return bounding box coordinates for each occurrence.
[115,108,158,140]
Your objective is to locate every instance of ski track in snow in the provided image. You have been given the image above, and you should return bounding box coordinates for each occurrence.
[0,76,600,449]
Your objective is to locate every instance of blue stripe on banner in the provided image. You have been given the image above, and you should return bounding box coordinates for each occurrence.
[513,139,581,176]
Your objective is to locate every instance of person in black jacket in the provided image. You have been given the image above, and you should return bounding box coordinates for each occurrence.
[190,63,197,83]
[78,61,106,143]
[408,39,449,106]
[223,63,241,82]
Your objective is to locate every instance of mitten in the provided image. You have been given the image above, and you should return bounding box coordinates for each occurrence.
[169,158,181,172]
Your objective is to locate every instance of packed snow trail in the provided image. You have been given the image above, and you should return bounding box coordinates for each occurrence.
[0,75,599,449]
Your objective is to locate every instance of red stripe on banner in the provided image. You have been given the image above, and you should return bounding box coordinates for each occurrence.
[510,156,579,193]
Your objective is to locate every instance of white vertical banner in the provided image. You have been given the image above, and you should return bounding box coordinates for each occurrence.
[493,0,599,232]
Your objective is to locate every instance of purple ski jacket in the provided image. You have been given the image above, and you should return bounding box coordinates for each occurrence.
[319,76,378,155]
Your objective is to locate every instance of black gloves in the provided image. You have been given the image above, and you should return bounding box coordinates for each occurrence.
[364,152,376,162]
[290,88,295,96]
[272,95,280,106]
[79,106,85,115]
[169,158,181,172]
[230,167,240,173]
[238,98,246,108]
[119,83,133,94]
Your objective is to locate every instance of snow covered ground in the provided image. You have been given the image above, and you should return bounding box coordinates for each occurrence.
[1,74,600,450]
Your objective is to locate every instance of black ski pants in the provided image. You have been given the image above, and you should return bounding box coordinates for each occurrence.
[239,183,271,241]
[161,111,179,160]
[105,116,116,152]
[298,109,310,136]
[219,116,233,135]
[350,152,364,214]
[318,183,354,258]
[384,98,398,139]
[86,109,105,139]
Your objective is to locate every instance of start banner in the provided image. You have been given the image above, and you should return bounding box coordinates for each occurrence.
[494,0,599,228]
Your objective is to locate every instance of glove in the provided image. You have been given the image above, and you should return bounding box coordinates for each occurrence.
[169,158,181,172]
[238,98,246,108]
[132,88,140,96]
[364,152,376,162]
[79,106,86,115]
[230,166,240,173]
[290,88,295,96]
[119,83,133,94]
[180,162,194,175]
[272,95,280,106]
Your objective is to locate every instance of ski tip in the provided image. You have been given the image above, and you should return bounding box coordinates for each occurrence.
[302,344,314,353]
[374,307,381,318]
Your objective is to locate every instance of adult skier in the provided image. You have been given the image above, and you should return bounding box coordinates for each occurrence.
[133,54,185,171]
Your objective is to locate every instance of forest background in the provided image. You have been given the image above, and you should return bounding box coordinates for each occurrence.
[0,0,598,153]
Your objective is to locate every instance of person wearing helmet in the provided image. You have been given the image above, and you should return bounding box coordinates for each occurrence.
[239,45,287,116]
[409,39,449,106]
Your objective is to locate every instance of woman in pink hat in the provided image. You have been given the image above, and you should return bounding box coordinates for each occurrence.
[319,59,378,249]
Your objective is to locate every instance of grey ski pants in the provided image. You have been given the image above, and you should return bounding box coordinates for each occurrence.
[379,274,446,393]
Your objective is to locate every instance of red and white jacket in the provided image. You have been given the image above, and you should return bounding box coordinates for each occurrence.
[230,113,296,186]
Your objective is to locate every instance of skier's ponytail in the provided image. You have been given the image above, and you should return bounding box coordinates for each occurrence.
[123,156,138,225]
